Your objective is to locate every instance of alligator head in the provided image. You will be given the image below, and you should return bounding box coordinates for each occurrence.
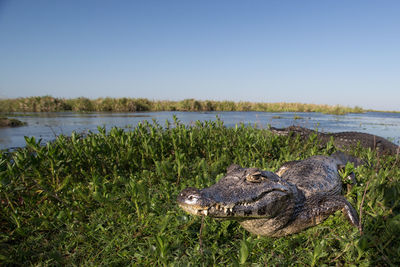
[177,164,296,221]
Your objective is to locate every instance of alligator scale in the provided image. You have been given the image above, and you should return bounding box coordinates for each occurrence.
[177,152,361,237]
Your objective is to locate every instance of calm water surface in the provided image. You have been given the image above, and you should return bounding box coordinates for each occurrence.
[1,111,400,149]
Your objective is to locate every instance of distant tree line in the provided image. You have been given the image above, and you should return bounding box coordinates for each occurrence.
[0,96,366,115]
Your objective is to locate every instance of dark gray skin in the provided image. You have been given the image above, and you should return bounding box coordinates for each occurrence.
[269,126,399,156]
[177,152,361,237]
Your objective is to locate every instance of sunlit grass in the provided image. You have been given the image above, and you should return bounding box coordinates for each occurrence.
[1,118,399,265]
[0,96,367,115]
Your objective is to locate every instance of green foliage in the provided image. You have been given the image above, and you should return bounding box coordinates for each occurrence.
[0,119,399,265]
[0,96,369,114]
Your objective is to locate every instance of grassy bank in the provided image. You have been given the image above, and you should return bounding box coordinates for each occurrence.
[1,119,399,265]
[0,96,365,115]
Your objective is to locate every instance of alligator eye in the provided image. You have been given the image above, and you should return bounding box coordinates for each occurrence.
[246,173,262,183]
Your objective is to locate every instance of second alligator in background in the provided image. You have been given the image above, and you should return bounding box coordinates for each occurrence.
[269,126,399,156]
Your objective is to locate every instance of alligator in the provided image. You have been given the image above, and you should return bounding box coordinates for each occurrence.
[177,152,362,237]
[269,126,399,156]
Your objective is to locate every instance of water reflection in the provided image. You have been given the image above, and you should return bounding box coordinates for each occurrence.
[1,111,399,149]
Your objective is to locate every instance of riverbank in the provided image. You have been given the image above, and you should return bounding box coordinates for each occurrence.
[1,121,399,265]
[0,96,366,115]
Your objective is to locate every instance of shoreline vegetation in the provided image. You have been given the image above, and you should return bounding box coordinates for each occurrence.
[0,117,26,127]
[0,96,367,115]
[1,120,399,265]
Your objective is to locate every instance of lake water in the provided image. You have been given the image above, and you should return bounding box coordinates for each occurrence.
[1,111,400,150]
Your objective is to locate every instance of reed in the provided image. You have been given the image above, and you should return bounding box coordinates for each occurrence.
[0,96,366,114]
[1,119,399,265]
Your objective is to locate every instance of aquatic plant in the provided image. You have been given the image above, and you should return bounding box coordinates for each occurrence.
[0,119,399,265]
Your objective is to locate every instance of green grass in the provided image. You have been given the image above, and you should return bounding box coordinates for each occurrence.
[1,118,399,265]
[0,95,366,115]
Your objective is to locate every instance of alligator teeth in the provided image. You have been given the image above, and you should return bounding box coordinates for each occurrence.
[224,207,232,213]
[203,209,208,216]
[226,204,235,209]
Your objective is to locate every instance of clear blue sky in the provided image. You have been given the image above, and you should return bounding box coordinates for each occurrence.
[0,0,399,111]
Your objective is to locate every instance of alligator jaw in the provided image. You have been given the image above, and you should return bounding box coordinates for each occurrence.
[177,190,236,218]
[177,202,236,217]
[178,203,210,216]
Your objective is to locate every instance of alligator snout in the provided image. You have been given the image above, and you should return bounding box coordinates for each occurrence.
[177,187,202,205]
[177,187,216,216]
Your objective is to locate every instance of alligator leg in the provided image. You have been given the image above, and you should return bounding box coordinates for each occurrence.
[309,195,360,230]
[274,195,360,236]
[240,195,360,237]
